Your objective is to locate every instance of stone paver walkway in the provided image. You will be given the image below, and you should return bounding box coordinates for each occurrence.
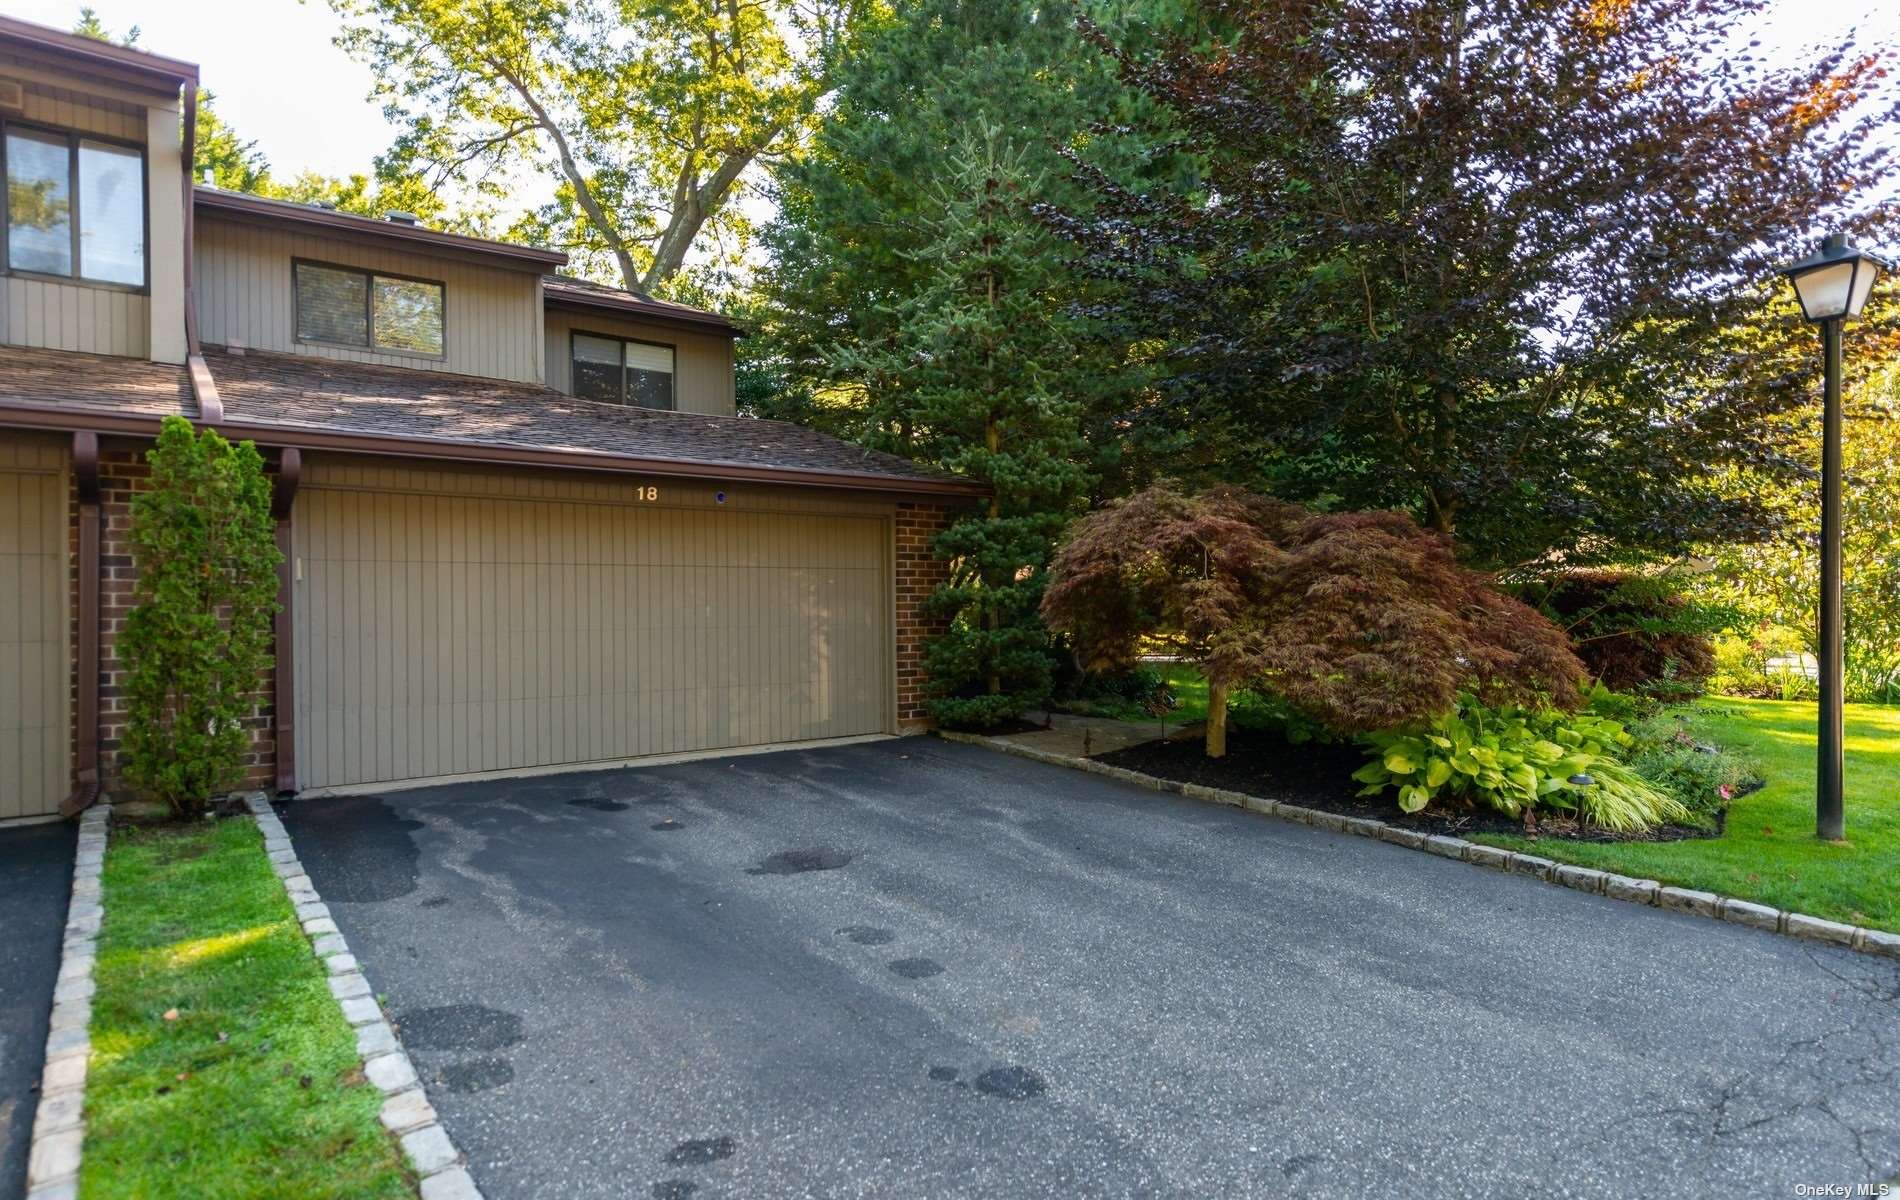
[1005,710,1198,758]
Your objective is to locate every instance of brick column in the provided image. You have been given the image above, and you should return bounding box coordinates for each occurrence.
[893,501,961,730]
[82,440,279,799]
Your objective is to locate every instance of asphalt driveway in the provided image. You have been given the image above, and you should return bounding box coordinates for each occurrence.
[0,820,74,1200]
[285,739,1900,1199]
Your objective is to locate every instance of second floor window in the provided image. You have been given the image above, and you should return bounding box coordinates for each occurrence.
[5,127,145,287]
[295,260,445,356]
[572,333,675,409]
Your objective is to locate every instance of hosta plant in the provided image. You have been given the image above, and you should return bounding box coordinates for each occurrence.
[1354,696,1689,832]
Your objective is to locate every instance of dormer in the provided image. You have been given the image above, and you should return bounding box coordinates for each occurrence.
[193,187,566,384]
[542,276,741,417]
[0,15,195,363]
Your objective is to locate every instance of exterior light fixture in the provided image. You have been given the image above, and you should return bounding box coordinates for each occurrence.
[1778,232,1887,841]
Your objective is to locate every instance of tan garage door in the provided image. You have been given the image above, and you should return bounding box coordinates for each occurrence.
[0,437,68,820]
[293,485,891,790]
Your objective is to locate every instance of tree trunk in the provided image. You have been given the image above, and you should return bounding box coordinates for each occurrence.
[1205,682,1228,759]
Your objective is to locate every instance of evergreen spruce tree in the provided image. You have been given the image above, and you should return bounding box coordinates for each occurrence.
[833,136,1090,727]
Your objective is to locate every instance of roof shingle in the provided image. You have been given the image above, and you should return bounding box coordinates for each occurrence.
[0,346,194,417]
[206,349,964,489]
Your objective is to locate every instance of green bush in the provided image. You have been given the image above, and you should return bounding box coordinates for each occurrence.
[1522,570,1728,703]
[1354,695,1689,832]
[1050,661,1171,717]
[1624,710,1763,825]
[120,417,281,817]
[1709,625,1818,701]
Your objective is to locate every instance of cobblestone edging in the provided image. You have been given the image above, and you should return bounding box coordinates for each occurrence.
[938,731,1900,962]
[24,802,110,1200]
[244,793,484,1200]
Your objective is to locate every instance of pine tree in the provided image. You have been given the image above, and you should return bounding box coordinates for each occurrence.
[834,135,1091,727]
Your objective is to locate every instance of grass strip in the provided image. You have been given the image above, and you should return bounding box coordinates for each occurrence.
[82,815,413,1199]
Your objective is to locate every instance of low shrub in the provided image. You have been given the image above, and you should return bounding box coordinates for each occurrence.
[1523,570,1726,703]
[1050,662,1173,718]
[1353,694,1689,832]
[1624,710,1763,824]
[1709,625,1818,701]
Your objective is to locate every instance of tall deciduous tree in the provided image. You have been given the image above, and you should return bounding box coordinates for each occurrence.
[832,135,1092,726]
[331,0,869,295]
[1051,0,1900,569]
[1704,363,1900,701]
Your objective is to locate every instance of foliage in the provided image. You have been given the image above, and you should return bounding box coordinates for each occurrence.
[1477,698,1900,934]
[1709,625,1819,701]
[1698,365,1900,703]
[331,0,871,296]
[756,0,1182,491]
[1051,661,1171,718]
[193,91,270,193]
[84,820,411,1199]
[1521,570,1727,703]
[834,136,1092,727]
[1050,0,1900,569]
[1623,710,1762,826]
[1041,484,1586,745]
[119,418,281,816]
[1354,697,1689,833]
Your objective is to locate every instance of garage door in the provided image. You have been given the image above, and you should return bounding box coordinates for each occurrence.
[0,436,68,820]
[293,483,891,790]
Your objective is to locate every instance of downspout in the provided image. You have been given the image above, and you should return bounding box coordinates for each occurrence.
[271,449,301,795]
[179,84,223,422]
[61,432,102,817]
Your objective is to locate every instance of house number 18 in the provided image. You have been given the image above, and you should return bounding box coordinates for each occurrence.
[636,486,658,501]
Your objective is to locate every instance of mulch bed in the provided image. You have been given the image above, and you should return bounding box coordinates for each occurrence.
[1092,730,1723,844]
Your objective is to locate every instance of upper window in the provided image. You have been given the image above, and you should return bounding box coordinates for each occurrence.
[4,127,145,287]
[294,260,445,357]
[572,332,674,409]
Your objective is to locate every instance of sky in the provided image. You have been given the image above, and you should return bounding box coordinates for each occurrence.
[6,0,1899,256]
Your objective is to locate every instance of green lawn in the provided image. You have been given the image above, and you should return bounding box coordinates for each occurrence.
[83,817,414,1199]
[1477,697,1900,933]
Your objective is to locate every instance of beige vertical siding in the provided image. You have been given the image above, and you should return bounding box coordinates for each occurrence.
[195,216,546,383]
[0,433,69,819]
[0,67,153,359]
[292,459,892,789]
[543,308,736,416]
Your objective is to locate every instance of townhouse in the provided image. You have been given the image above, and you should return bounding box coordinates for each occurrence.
[0,15,975,820]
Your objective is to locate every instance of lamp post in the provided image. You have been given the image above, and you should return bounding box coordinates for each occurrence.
[1778,232,1885,841]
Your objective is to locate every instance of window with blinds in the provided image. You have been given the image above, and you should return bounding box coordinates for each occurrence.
[571,332,675,410]
[294,260,445,356]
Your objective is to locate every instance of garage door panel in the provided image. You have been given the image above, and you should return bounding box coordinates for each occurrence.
[0,443,68,821]
[295,489,889,789]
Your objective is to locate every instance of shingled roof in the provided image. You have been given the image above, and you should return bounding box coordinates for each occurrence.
[206,349,972,492]
[0,346,195,417]
[0,345,976,495]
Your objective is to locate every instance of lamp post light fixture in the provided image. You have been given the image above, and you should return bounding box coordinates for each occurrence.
[1779,232,1886,841]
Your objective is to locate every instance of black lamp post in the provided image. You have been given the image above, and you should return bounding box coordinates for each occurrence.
[1778,232,1885,841]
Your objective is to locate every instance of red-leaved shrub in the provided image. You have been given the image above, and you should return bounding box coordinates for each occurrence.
[1041,485,1585,739]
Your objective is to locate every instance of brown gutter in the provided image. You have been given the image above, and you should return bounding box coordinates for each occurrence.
[270,449,302,795]
[0,401,988,499]
[62,431,102,817]
[178,87,229,423]
[0,14,198,96]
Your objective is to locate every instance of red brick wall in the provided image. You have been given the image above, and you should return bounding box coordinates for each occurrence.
[79,440,277,800]
[894,500,961,729]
